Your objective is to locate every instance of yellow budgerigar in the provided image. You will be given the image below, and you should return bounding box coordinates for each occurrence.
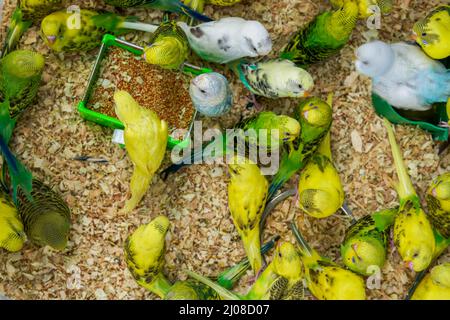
[411,263,450,300]
[413,5,450,60]
[383,118,435,272]
[0,188,26,252]
[330,0,393,19]
[114,90,168,213]
[291,221,366,300]
[124,215,172,298]
[185,242,305,300]
[297,130,344,219]
[228,155,268,275]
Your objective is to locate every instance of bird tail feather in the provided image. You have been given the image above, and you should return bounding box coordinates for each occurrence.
[242,230,262,275]
[91,13,139,35]
[184,270,241,300]
[217,235,280,289]
[178,2,213,22]
[0,100,33,202]
[122,167,153,213]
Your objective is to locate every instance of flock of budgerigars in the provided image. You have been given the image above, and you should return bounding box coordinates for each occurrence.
[0,0,450,300]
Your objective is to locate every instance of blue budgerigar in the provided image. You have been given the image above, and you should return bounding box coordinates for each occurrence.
[355,40,450,111]
[189,72,233,117]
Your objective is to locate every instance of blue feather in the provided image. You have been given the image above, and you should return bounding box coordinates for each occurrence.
[178,2,213,22]
[419,69,450,105]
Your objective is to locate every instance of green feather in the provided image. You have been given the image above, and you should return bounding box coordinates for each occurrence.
[17,179,71,250]
[280,1,358,67]
[1,8,32,59]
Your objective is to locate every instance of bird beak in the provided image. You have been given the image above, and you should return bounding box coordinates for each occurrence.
[411,33,418,41]
[405,261,414,271]
[47,36,56,45]
[303,91,311,98]
[432,188,437,197]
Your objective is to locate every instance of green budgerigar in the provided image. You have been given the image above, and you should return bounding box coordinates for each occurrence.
[291,221,366,300]
[161,111,301,179]
[426,173,450,239]
[143,20,189,70]
[341,208,397,276]
[0,188,26,252]
[41,9,158,52]
[0,50,45,125]
[185,242,305,300]
[280,0,358,67]
[265,95,333,205]
[1,1,64,57]
[124,215,172,298]
[103,0,212,22]
[383,118,435,272]
[165,279,220,300]
[17,179,71,251]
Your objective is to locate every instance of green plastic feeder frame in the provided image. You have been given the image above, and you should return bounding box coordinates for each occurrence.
[77,34,212,149]
[371,94,449,141]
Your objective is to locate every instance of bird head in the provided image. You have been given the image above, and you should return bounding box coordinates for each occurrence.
[227,155,259,178]
[277,60,314,98]
[30,212,70,251]
[430,263,450,287]
[41,13,64,49]
[114,90,142,124]
[413,6,449,59]
[355,40,395,78]
[1,50,45,79]
[429,173,450,201]
[297,97,333,128]
[189,72,230,109]
[277,115,301,142]
[272,242,303,279]
[341,239,386,276]
[403,244,434,272]
[241,21,272,57]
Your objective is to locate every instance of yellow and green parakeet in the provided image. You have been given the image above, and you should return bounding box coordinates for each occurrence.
[383,118,435,272]
[185,241,305,300]
[114,90,168,213]
[165,279,220,300]
[426,172,450,239]
[40,9,158,52]
[124,215,172,298]
[291,221,366,300]
[227,155,268,275]
[161,111,300,180]
[411,263,450,300]
[1,1,64,57]
[265,95,333,205]
[0,188,26,252]
[280,0,358,67]
[341,208,397,276]
[1,50,45,124]
[143,20,189,70]
[17,179,71,251]
[413,5,450,60]
[330,0,393,19]
[297,130,344,219]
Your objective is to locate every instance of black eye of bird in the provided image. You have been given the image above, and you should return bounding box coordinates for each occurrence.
[298,84,303,89]
[422,33,427,37]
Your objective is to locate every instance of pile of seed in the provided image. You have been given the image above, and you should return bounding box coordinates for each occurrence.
[90,47,195,133]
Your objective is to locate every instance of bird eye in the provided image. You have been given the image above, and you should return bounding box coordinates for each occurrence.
[413,253,419,258]
[298,84,303,89]
[200,89,206,94]
[278,252,282,257]
[422,33,427,37]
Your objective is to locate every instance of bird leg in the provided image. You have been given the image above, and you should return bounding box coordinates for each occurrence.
[246,93,263,111]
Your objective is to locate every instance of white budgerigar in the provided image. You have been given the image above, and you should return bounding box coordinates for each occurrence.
[355,40,450,111]
[177,17,272,64]
[190,72,233,117]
